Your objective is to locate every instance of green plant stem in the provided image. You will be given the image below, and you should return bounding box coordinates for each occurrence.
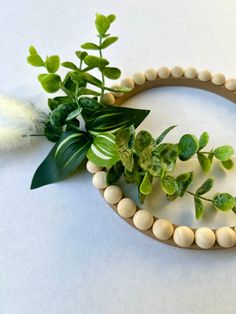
[23,134,45,137]
[99,37,105,100]
[187,191,213,202]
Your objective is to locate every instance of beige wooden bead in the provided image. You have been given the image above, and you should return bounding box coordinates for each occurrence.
[195,227,216,249]
[198,70,211,82]
[211,73,225,86]
[145,68,157,81]
[110,84,124,97]
[117,198,137,218]
[157,67,170,79]
[225,79,236,91]
[133,210,154,230]
[132,72,146,85]
[101,93,115,105]
[121,77,135,90]
[92,171,108,189]
[171,66,184,78]
[173,226,194,248]
[152,219,173,240]
[86,160,103,174]
[184,67,197,79]
[104,185,123,204]
[216,227,236,248]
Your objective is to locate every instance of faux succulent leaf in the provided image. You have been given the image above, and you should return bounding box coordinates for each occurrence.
[196,178,214,195]
[213,193,235,211]
[95,14,110,36]
[194,197,204,219]
[27,54,45,67]
[84,55,109,68]
[50,103,78,127]
[213,145,234,161]
[161,176,177,195]
[156,125,177,145]
[199,131,209,150]
[86,132,119,167]
[107,161,124,185]
[86,107,150,134]
[31,131,92,189]
[197,152,212,173]
[45,55,60,73]
[139,172,152,195]
[100,36,118,49]
[40,73,61,93]
[178,134,199,161]
[102,67,121,80]
[221,159,234,170]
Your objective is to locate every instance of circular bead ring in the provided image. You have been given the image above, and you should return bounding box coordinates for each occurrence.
[88,66,236,250]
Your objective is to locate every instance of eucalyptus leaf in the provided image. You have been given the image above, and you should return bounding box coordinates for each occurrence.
[197,152,212,173]
[75,51,88,60]
[194,197,204,219]
[95,14,110,36]
[221,159,234,170]
[100,36,118,49]
[176,171,193,197]
[84,55,109,68]
[29,46,38,55]
[107,14,116,23]
[27,54,45,67]
[61,62,80,71]
[196,178,214,195]
[45,55,60,73]
[199,131,209,150]
[102,67,121,80]
[40,73,61,93]
[81,43,100,50]
[213,193,235,211]
[213,145,234,161]
[178,134,199,161]
[161,176,177,195]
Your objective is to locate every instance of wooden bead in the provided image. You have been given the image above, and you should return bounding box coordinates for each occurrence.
[198,70,211,82]
[121,77,135,90]
[157,67,170,79]
[145,68,157,81]
[211,73,225,86]
[225,79,236,91]
[110,84,124,97]
[101,93,115,105]
[92,171,108,189]
[86,160,103,174]
[117,198,136,218]
[184,67,197,79]
[104,185,123,204]
[171,66,184,78]
[152,219,173,240]
[133,210,154,230]
[195,227,216,249]
[132,72,146,85]
[173,226,194,248]
[216,227,236,248]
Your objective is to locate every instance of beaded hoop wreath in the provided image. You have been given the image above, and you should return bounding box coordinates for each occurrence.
[88,66,236,250]
[3,13,234,252]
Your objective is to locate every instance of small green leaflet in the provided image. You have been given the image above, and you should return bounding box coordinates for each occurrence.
[87,132,120,167]
[31,131,92,189]
[86,107,150,134]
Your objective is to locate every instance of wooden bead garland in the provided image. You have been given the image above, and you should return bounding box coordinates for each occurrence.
[87,67,236,250]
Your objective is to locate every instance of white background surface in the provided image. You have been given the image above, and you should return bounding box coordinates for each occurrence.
[1,1,236,313]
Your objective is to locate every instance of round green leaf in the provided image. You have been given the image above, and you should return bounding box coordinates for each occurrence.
[38,74,47,82]
[213,145,234,161]
[95,14,110,36]
[139,172,152,195]
[161,176,177,195]
[84,55,109,68]
[100,37,118,49]
[103,67,121,80]
[196,178,214,195]
[27,54,45,67]
[178,134,199,161]
[46,55,60,73]
[213,193,235,211]
[197,153,212,173]
[40,73,61,93]
[107,14,116,23]
[81,43,99,50]
[221,159,234,170]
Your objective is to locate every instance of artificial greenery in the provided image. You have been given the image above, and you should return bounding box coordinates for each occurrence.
[28,13,236,220]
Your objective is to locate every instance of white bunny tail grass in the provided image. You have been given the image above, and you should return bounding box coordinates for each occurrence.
[0,127,31,152]
[0,95,47,133]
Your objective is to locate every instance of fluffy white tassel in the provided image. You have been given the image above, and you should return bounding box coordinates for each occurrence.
[0,95,47,151]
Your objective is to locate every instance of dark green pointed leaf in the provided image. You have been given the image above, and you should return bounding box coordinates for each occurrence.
[100,36,118,49]
[156,125,177,145]
[45,55,60,73]
[213,193,235,211]
[66,119,80,132]
[40,73,61,93]
[178,134,199,161]
[84,55,109,68]
[79,97,103,120]
[86,132,119,167]
[107,161,124,185]
[66,107,82,121]
[197,152,212,173]
[44,121,63,142]
[31,131,92,189]
[194,197,204,219]
[27,54,45,67]
[196,178,214,195]
[102,67,121,80]
[199,131,209,150]
[50,103,78,127]
[81,43,100,50]
[221,159,234,170]
[85,107,150,134]
[213,145,234,161]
